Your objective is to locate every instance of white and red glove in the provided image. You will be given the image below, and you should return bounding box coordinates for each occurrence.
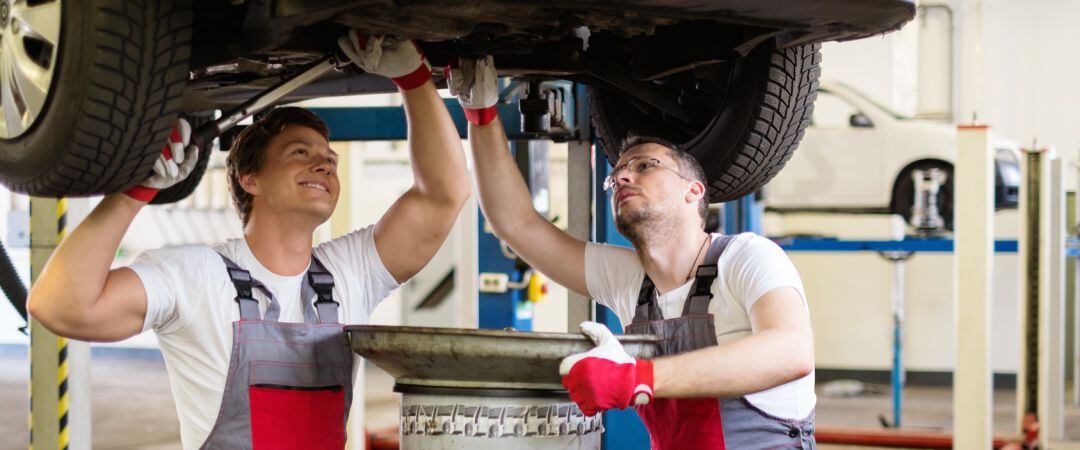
[124,119,197,202]
[559,321,654,416]
[445,56,500,126]
[337,31,432,91]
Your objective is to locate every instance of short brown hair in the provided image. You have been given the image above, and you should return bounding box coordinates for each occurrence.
[226,107,330,225]
[619,135,709,227]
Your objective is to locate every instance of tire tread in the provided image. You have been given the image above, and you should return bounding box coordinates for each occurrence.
[710,44,821,201]
[589,42,821,203]
[14,0,192,197]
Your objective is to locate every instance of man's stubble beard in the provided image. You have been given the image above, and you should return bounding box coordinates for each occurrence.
[615,201,680,249]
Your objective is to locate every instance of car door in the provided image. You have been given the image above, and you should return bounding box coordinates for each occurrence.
[766,89,885,209]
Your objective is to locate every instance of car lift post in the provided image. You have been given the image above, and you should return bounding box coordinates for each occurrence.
[566,83,594,334]
[724,194,763,235]
[878,249,912,428]
[875,165,950,429]
[1017,144,1067,446]
[953,124,996,449]
[1071,196,1080,405]
[28,196,91,450]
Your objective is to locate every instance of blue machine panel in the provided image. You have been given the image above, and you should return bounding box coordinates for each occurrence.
[477,212,533,330]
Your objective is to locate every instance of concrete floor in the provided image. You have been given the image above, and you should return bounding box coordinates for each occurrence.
[1,353,1078,450]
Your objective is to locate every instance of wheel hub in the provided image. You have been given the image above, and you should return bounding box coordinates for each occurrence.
[0,0,60,138]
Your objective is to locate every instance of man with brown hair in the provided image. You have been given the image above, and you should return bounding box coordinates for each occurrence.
[28,35,469,448]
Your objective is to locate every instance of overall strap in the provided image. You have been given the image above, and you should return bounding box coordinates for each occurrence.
[629,235,738,323]
[631,276,663,323]
[218,253,280,321]
[680,234,735,316]
[300,255,339,324]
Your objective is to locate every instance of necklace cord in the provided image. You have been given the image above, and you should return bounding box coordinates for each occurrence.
[686,234,710,283]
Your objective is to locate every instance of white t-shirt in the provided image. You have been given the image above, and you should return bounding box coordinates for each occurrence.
[584,232,816,420]
[129,226,400,448]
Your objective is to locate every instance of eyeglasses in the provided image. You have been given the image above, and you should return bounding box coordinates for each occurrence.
[603,157,688,192]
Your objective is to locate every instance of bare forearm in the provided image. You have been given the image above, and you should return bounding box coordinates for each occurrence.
[401,82,469,204]
[468,118,546,233]
[28,194,143,323]
[651,329,814,398]
[467,117,590,295]
[371,82,471,282]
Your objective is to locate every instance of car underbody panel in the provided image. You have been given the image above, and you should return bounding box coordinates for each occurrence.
[185,0,914,110]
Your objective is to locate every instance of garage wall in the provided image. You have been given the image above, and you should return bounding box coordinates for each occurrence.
[979,0,1080,184]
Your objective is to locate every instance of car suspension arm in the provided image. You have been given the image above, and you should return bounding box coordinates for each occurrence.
[584,56,696,124]
[189,52,351,151]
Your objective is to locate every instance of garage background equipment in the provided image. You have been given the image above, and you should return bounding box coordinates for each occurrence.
[911,168,947,232]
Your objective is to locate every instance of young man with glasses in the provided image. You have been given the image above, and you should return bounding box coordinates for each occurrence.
[448,57,816,448]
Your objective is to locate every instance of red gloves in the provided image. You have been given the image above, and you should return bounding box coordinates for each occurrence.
[338,31,432,91]
[445,56,500,126]
[124,119,196,202]
[559,321,655,416]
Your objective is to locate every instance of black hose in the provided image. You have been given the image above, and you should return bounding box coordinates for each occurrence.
[0,239,27,324]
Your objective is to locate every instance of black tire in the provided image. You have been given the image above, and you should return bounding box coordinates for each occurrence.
[0,0,192,197]
[891,162,954,230]
[589,41,820,203]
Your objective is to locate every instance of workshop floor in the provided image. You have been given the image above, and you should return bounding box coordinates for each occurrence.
[1,353,1078,450]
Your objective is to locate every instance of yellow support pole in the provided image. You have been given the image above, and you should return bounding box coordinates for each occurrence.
[56,198,70,450]
[29,196,89,450]
[29,196,61,450]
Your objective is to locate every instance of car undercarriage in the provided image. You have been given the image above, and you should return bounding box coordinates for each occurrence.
[0,0,914,204]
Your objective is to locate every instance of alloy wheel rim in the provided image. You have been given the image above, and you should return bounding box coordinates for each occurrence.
[0,0,60,138]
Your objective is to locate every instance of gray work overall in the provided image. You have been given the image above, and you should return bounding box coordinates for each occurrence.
[200,254,355,450]
[624,235,816,449]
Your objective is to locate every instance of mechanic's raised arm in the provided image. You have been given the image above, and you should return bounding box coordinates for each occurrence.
[28,122,197,342]
[338,32,470,283]
[450,57,589,296]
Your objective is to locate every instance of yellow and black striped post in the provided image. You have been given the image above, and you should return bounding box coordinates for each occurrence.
[55,198,71,450]
[29,197,88,450]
